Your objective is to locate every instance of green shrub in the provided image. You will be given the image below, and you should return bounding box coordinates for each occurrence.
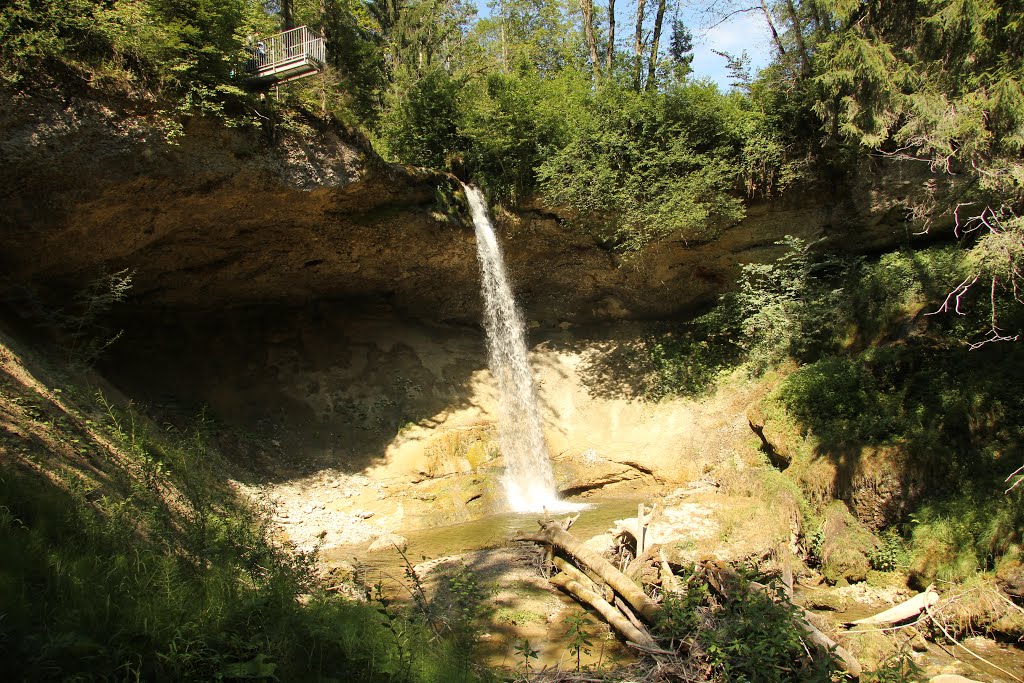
[379,66,465,169]
[0,389,491,682]
[1,0,270,128]
[655,574,836,682]
[705,581,835,683]
[862,648,922,683]
[537,81,754,250]
[908,493,1024,585]
[869,528,911,573]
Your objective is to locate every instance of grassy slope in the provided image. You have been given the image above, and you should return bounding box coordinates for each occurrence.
[0,325,483,682]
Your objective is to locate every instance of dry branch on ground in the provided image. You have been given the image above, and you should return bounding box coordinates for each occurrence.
[519,510,862,679]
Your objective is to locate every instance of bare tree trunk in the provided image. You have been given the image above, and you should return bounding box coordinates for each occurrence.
[579,0,602,86]
[518,522,660,622]
[550,573,657,647]
[759,0,786,58]
[283,0,294,30]
[606,0,616,75]
[645,0,666,90]
[633,0,647,90]
[785,0,811,77]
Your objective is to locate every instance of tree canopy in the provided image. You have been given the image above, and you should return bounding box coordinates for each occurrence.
[2,0,1021,343]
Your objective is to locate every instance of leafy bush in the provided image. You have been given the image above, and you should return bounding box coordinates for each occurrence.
[729,236,848,373]
[706,582,834,683]
[379,66,465,169]
[0,0,113,85]
[1,0,270,128]
[562,610,594,672]
[645,313,744,399]
[774,341,1024,461]
[537,82,754,249]
[869,528,911,572]
[656,575,836,682]
[654,578,709,647]
[862,648,922,683]
[459,68,580,202]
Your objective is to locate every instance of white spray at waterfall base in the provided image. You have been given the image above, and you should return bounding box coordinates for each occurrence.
[464,184,580,513]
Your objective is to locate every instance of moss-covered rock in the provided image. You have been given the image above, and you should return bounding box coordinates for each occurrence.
[799,589,849,612]
[866,570,909,589]
[820,500,878,584]
[996,559,1024,599]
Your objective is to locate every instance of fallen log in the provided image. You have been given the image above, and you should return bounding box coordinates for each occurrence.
[798,609,862,678]
[701,561,862,678]
[551,557,656,648]
[549,572,657,648]
[624,542,661,579]
[846,585,937,627]
[659,548,681,594]
[518,522,661,622]
[613,595,648,635]
[552,556,601,594]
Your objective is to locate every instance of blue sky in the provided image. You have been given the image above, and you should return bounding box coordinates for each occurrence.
[471,1,774,90]
[682,7,773,88]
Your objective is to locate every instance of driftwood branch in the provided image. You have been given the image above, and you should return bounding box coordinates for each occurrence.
[659,548,681,594]
[626,640,680,656]
[846,585,938,627]
[543,511,581,531]
[518,522,661,622]
[553,556,600,593]
[797,609,862,678]
[614,595,649,635]
[550,572,657,648]
[523,514,863,678]
[637,503,655,555]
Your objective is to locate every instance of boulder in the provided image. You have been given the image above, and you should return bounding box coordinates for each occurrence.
[367,534,408,553]
[800,589,849,612]
[820,500,877,584]
[996,559,1024,598]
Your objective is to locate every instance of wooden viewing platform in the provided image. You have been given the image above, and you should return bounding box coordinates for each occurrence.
[244,26,325,87]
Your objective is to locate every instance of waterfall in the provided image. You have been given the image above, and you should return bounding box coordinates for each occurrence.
[464,184,570,513]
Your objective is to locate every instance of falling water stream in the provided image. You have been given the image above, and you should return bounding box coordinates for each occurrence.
[464,183,576,513]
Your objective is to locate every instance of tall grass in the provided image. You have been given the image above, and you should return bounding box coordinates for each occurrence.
[0,389,487,682]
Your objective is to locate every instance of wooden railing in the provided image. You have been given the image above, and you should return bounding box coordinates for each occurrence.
[244,26,325,82]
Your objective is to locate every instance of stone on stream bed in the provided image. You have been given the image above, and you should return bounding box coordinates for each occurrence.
[368,534,409,552]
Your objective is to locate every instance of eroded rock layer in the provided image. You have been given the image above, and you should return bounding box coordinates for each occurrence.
[2,92,944,325]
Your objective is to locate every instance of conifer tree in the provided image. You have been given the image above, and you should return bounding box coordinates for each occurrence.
[809,0,1024,345]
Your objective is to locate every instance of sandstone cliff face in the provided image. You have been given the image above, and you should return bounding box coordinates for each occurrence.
[0,92,478,320]
[0,91,963,537]
[2,91,944,325]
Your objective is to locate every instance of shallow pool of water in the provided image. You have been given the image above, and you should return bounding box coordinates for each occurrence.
[326,496,643,585]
